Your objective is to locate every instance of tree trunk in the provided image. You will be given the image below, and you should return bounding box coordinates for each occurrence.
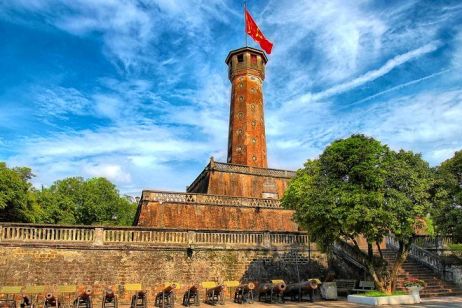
[389,240,410,292]
[365,242,389,294]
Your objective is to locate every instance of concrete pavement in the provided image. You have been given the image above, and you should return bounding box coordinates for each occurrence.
[117,296,462,307]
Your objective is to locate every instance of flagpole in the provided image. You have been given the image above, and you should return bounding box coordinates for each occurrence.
[244,0,248,47]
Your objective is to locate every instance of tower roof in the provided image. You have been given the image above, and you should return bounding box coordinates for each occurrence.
[225,47,268,65]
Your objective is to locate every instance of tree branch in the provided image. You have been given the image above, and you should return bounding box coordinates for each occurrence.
[376,240,384,260]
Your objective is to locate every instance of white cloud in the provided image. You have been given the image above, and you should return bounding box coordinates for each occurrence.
[354,89,462,165]
[311,42,440,101]
[92,94,124,121]
[9,123,212,192]
[451,30,462,67]
[36,87,91,118]
[83,163,131,183]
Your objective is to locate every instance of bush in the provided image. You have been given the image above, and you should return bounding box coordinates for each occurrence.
[403,277,426,288]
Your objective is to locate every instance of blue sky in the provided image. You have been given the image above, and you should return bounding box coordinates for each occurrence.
[1,0,462,195]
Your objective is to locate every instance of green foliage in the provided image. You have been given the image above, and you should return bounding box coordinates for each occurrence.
[0,162,42,222]
[37,177,137,225]
[283,134,432,249]
[362,291,407,297]
[403,277,426,288]
[448,243,462,251]
[432,150,462,242]
[0,161,137,226]
[282,134,434,292]
[423,216,435,236]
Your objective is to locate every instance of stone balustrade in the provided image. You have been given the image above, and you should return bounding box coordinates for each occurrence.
[0,224,95,242]
[142,190,282,208]
[213,161,296,178]
[0,223,309,250]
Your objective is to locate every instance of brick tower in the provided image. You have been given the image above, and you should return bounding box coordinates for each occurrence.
[225,47,268,168]
[136,46,298,229]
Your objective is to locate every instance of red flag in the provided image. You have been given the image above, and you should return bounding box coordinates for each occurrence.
[245,9,273,54]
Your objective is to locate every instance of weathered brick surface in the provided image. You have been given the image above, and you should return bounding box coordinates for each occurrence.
[136,202,298,231]
[0,244,327,299]
[187,161,293,199]
[206,171,290,199]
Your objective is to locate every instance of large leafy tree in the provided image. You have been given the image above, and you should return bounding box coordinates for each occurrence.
[432,151,462,242]
[38,177,137,226]
[282,135,433,294]
[0,162,43,222]
[1,162,137,225]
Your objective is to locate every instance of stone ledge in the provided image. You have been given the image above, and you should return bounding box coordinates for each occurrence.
[0,242,316,252]
[348,294,420,305]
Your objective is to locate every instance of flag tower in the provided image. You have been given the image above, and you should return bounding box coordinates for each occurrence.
[225,47,268,168]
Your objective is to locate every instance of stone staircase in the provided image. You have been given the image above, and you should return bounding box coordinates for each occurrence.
[382,249,462,297]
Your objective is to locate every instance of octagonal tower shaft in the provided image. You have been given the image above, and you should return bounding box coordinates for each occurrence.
[225,47,268,168]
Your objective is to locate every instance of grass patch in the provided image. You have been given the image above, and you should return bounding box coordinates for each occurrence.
[360,291,407,297]
[449,243,462,252]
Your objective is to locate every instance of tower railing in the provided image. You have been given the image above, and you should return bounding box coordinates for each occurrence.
[142,190,283,208]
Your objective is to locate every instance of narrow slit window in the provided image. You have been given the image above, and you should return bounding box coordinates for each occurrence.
[251,54,257,66]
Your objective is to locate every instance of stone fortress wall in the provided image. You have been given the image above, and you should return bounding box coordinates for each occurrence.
[134,191,298,231]
[0,223,326,299]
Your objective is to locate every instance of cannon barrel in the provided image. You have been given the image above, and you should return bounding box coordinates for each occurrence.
[45,293,58,307]
[257,283,272,293]
[79,288,92,299]
[161,284,176,294]
[284,280,319,294]
[187,285,198,294]
[22,296,31,306]
[238,282,255,291]
[206,285,225,296]
[272,282,286,294]
[103,289,115,299]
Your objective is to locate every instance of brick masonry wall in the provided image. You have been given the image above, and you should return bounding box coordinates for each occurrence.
[136,202,298,231]
[186,163,293,199]
[207,171,290,199]
[0,244,327,301]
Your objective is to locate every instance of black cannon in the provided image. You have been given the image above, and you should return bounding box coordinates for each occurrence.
[233,283,255,304]
[182,285,199,307]
[74,288,92,308]
[130,291,147,308]
[283,280,320,302]
[257,281,286,303]
[154,285,176,308]
[205,285,225,306]
[44,294,60,308]
[20,296,31,308]
[101,288,117,308]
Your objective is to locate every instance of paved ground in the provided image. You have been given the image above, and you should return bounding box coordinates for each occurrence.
[213,296,462,307]
[117,296,462,307]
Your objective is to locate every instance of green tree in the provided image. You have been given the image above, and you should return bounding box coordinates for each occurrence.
[38,176,136,226]
[432,150,462,242]
[0,162,42,222]
[282,135,433,294]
